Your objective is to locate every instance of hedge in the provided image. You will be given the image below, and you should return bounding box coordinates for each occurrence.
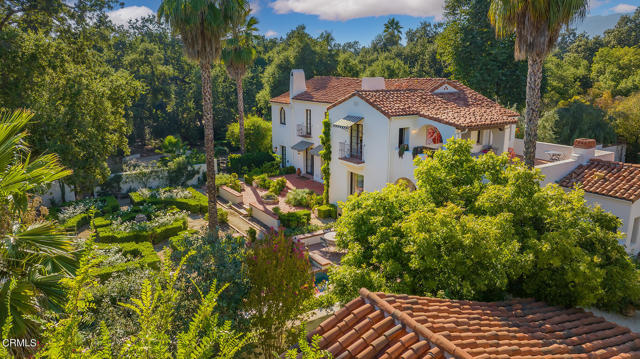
[228,152,276,174]
[168,229,198,251]
[129,187,208,214]
[278,210,311,228]
[91,216,112,229]
[102,196,120,213]
[92,242,160,280]
[316,204,337,219]
[63,213,90,233]
[94,216,188,244]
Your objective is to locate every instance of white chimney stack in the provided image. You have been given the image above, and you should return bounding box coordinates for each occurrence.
[361,77,385,90]
[290,69,306,98]
[571,138,597,164]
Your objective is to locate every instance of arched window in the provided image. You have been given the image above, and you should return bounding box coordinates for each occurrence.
[279,107,286,124]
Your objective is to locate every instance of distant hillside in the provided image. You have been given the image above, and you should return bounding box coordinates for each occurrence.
[574,13,625,37]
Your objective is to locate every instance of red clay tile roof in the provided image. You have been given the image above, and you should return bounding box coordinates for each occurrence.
[306,288,640,359]
[271,76,518,130]
[336,88,518,130]
[270,77,448,104]
[558,159,640,203]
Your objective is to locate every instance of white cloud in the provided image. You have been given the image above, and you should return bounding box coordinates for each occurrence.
[611,3,637,13]
[250,0,261,14]
[265,30,279,37]
[108,6,154,26]
[270,0,445,21]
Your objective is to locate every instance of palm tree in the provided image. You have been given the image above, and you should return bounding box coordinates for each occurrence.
[222,10,258,154]
[489,0,589,167]
[383,17,402,36]
[158,0,244,233]
[0,109,75,349]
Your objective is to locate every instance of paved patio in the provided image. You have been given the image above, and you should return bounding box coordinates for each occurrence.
[242,174,324,214]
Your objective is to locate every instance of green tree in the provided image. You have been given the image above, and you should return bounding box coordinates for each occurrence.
[489,0,589,167]
[0,109,75,350]
[402,22,445,78]
[591,47,640,97]
[610,92,640,163]
[225,115,271,153]
[244,231,314,359]
[603,8,640,48]
[222,11,258,154]
[331,139,640,311]
[256,26,338,115]
[543,52,590,104]
[37,247,252,358]
[542,99,617,145]
[437,0,527,107]
[363,52,409,78]
[158,0,244,234]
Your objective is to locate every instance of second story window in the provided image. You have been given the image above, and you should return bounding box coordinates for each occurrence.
[280,107,286,125]
[305,109,311,135]
[398,127,409,147]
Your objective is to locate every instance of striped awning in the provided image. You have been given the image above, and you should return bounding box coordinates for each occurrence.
[333,115,363,129]
[309,145,324,156]
[291,140,314,152]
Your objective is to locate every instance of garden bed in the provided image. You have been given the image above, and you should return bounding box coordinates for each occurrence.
[91,241,161,280]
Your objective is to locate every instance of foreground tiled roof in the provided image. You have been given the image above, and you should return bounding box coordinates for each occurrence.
[270,77,447,104]
[306,288,640,359]
[558,159,640,203]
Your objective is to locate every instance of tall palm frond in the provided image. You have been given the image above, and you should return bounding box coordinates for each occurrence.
[0,109,76,345]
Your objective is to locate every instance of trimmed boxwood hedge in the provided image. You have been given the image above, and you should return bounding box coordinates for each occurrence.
[94,216,188,244]
[92,242,160,280]
[129,188,208,214]
[316,204,337,219]
[91,217,112,229]
[63,213,91,232]
[278,210,311,228]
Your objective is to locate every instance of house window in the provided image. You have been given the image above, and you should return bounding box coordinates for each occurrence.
[476,130,482,144]
[350,172,364,195]
[398,127,409,147]
[631,217,640,244]
[305,109,311,135]
[350,123,363,160]
[280,145,287,167]
[279,107,286,125]
[305,148,314,175]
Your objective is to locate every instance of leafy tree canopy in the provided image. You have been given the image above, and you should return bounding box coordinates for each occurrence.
[537,98,617,145]
[225,115,272,153]
[331,139,640,312]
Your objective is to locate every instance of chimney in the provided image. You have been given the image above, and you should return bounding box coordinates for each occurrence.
[361,77,385,90]
[289,69,306,98]
[572,138,596,164]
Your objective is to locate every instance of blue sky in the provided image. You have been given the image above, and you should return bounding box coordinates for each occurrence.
[109,0,639,44]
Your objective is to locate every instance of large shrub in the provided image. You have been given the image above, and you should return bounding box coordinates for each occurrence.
[277,210,311,229]
[285,189,321,208]
[215,173,242,192]
[244,231,314,358]
[228,152,277,175]
[226,115,272,153]
[331,139,640,311]
[129,187,208,214]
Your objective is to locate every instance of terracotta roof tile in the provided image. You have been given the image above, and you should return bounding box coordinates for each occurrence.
[304,288,640,359]
[558,159,640,203]
[270,76,518,130]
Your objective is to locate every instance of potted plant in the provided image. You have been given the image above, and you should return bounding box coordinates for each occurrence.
[296,168,301,176]
[398,144,409,158]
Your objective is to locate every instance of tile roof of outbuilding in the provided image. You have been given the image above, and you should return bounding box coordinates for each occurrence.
[558,159,640,203]
[305,288,640,359]
[270,76,518,130]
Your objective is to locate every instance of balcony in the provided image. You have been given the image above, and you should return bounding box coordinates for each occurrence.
[338,141,364,164]
[297,124,312,138]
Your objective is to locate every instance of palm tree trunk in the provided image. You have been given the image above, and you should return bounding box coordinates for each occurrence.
[235,74,246,154]
[200,60,218,235]
[523,54,543,168]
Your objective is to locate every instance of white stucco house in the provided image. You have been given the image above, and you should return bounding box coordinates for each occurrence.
[270,69,640,255]
[270,70,519,195]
